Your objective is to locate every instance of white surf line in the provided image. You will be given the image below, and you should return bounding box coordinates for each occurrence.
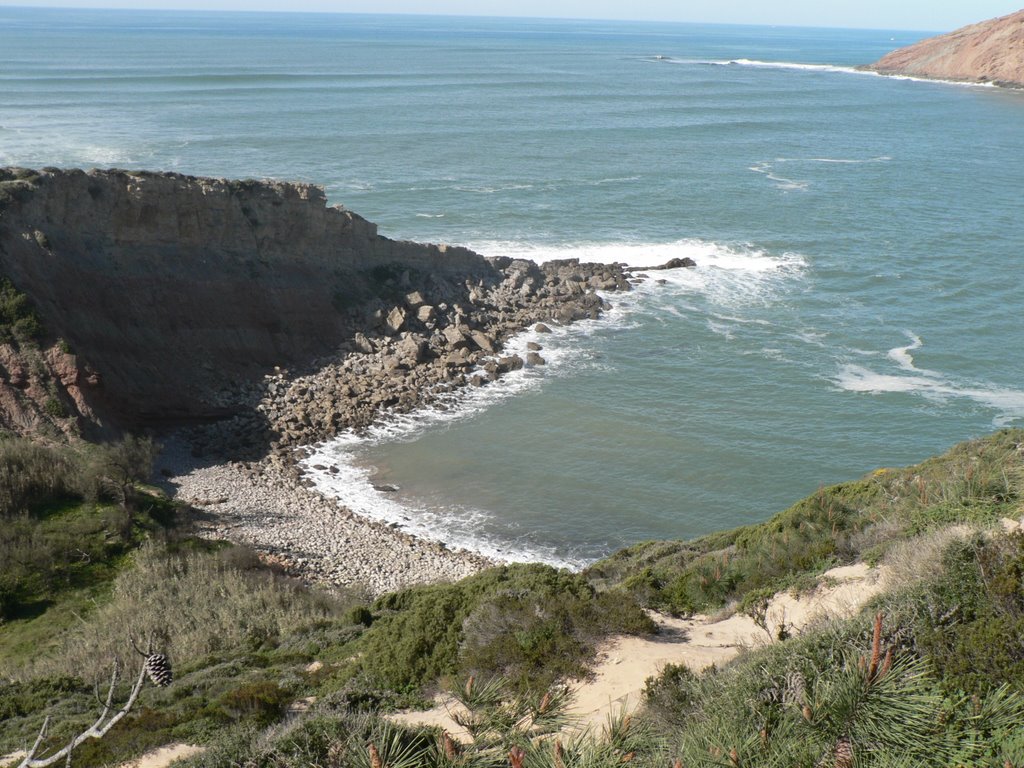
[300,309,628,571]
[749,156,892,191]
[653,56,1000,89]
[301,240,807,565]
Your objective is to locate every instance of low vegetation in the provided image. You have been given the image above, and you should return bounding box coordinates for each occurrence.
[355,564,654,696]
[0,435,164,630]
[644,611,1024,766]
[3,429,1024,766]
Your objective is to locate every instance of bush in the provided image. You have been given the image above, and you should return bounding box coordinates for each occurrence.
[0,438,79,517]
[77,435,158,509]
[0,277,44,344]
[0,436,171,624]
[357,563,654,695]
[646,612,1024,767]
[915,532,1024,696]
[43,397,67,419]
[217,681,291,726]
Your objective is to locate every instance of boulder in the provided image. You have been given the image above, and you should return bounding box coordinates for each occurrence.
[652,257,696,270]
[385,306,407,335]
[416,304,436,324]
[527,351,546,366]
[443,324,473,350]
[535,323,552,334]
[496,355,524,373]
[396,335,428,365]
[353,332,375,354]
[470,330,496,353]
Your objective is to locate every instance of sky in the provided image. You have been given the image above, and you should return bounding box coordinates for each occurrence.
[1,0,1021,31]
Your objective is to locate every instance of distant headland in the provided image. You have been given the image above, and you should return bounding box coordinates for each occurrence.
[865,9,1024,88]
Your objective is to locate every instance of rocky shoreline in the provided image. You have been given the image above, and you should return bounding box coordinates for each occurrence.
[166,450,492,595]
[165,256,667,594]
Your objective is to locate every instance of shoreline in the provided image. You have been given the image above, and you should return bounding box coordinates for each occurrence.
[163,443,493,595]
[162,257,684,594]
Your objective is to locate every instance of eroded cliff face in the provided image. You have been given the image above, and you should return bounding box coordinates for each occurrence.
[866,10,1024,87]
[0,167,498,431]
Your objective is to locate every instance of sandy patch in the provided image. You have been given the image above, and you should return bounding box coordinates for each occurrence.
[390,563,889,735]
[117,743,205,768]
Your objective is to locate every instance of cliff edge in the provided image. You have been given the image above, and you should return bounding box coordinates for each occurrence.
[0,167,497,432]
[866,9,1024,87]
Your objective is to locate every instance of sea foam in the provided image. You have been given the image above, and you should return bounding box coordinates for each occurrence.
[835,332,1024,427]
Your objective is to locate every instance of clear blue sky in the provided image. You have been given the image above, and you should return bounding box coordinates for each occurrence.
[2,0,1021,31]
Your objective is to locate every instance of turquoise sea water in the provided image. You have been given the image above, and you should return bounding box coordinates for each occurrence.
[3,9,1024,565]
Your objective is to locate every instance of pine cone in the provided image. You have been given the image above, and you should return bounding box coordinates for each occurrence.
[144,653,172,687]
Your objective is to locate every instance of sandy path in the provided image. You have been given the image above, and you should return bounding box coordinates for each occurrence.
[391,563,889,737]
[1,744,204,768]
[117,743,205,768]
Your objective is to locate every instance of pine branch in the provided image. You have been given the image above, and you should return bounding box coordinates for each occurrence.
[18,660,148,768]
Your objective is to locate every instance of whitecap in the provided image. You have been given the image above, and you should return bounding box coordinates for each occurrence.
[749,160,808,191]
[885,330,942,377]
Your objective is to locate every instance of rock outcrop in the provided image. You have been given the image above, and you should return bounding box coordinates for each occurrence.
[865,10,1024,87]
[0,167,634,447]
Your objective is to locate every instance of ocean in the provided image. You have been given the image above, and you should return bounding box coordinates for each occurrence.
[3,8,1024,567]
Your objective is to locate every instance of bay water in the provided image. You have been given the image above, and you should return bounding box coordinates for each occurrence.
[3,9,1024,566]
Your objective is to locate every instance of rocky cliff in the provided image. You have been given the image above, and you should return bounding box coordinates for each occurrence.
[866,10,1024,87]
[0,168,632,446]
[0,167,499,432]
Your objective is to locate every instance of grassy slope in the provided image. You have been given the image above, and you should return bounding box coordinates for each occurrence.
[4,429,1024,766]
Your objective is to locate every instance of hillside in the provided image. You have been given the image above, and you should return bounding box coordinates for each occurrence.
[4,430,1024,767]
[866,9,1024,86]
[3,165,1024,765]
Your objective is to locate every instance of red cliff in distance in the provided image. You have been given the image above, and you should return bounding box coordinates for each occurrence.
[867,9,1024,87]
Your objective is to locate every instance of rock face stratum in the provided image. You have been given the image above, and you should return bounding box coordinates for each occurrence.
[0,167,496,430]
[866,9,1024,87]
[0,168,635,445]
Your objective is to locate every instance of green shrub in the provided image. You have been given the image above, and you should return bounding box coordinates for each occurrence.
[915,532,1024,696]
[0,435,175,626]
[348,605,374,627]
[43,397,67,418]
[0,438,79,517]
[357,563,653,695]
[646,612,1024,767]
[217,681,290,726]
[0,277,44,344]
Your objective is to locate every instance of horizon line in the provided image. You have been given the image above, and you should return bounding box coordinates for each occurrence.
[0,4,944,34]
